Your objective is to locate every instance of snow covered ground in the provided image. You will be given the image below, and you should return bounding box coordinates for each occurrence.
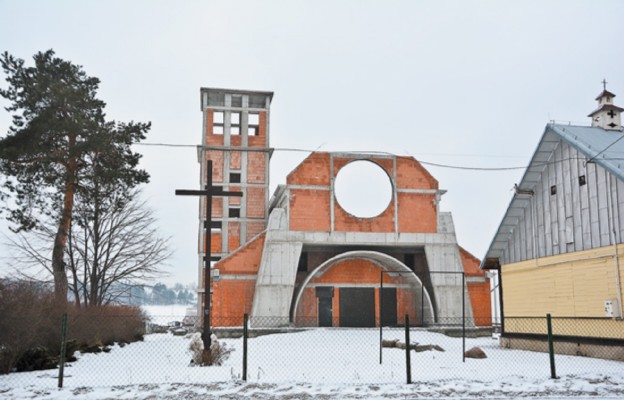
[0,306,622,399]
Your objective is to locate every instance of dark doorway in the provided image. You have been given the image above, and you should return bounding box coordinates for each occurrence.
[380,288,397,326]
[339,288,375,327]
[316,287,334,327]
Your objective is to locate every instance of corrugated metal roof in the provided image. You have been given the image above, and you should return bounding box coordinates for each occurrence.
[481,123,624,269]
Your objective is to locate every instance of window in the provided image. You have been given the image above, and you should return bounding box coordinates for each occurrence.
[210,220,222,232]
[297,252,308,272]
[228,207,240,218]
[229,172,241,183]
[248,112,259,136]
[249,94,265,108]
[404,254,415,270]
[579,175,586,186]
[231,95,242,108]
[231,112,240,135]
[208,92,225,107]
[550,185,557,195]
[213,111,224,135]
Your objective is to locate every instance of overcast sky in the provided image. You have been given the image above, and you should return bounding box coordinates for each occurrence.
[1,0,623,286]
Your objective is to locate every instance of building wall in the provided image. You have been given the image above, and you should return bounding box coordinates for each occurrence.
[214,151,490,327]
[460,247,491,326]
[286,153,439,233]
[210,232,267,326]
[499,139,624,266]
[501,244,624,340]
[204,108,269,256]
[295,258,419,326]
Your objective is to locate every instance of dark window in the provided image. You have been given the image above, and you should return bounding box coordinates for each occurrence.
[297,252,308,272]
[230,172,241,183]
[404,253,415,270]
[229,208,240,218]
[231,95,242,108]
[550,185,557,195]
[208,92,225,107]
[249,94,266,108]
[579,175,586,186]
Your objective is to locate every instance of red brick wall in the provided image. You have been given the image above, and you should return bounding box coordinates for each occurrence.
[247,152,267,184]
[248,111,267,147]
[230,151,241,170]
[286,152,331,185]
[460,247,492,326]
[212,233,267,326]
[212,198,223,217]
[397,193,437,233]
[295,258,419,326]
[228,222,240,252]
[396,157,438,190]
[206,109,224,146]
[287,152,440,234]
[246,221,266,241]
[333,201,395,232]
[246,187,266,218]
[289,188,331,231]
[228,186,241,206]
[206,150,224,182]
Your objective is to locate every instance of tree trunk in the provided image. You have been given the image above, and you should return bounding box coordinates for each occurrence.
[51,137,77,308]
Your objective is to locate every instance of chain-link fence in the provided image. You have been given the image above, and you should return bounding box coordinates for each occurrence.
[1,313,623,390]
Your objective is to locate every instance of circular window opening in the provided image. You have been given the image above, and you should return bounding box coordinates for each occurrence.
[334,160,393,218]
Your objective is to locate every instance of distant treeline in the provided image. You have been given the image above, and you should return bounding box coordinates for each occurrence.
[117,282,196,306]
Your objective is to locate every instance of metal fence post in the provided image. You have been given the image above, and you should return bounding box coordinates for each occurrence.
[243,313,248,381]
[58,312,68,388]
[420,283,424,326]
[462,272,466,363]
[547,313,557,379]
[379,270,383,364]
[405,314,412,384]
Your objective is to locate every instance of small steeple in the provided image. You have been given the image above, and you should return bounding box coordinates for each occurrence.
[588,79,623,131]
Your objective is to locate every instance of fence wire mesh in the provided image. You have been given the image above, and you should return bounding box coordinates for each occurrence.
[1,313,623,390]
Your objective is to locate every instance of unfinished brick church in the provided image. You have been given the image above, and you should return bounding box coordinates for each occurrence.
[195,87,491,328]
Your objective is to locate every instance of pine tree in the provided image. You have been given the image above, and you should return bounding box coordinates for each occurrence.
[0,50,150,306]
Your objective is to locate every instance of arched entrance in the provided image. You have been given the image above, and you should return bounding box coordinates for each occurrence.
[291,251,435,327]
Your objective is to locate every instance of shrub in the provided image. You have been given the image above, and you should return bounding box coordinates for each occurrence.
[188,333,232,366]
[0,280,61,374]
[0,279,147,374]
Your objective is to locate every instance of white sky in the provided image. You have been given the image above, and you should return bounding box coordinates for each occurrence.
[1,0,623,286]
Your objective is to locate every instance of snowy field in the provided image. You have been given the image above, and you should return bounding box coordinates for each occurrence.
[0,306,622,399]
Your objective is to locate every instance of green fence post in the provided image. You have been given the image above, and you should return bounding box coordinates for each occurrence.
[547,313,557,379]
[405,314,412,384]
[58,312,68,388]
[243,313,248,381]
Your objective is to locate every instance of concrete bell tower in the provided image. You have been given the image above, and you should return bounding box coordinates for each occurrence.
[588,80,623,131]
[198,88,273,265]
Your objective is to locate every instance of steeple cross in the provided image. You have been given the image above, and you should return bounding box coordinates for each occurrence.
[602,78,608,91]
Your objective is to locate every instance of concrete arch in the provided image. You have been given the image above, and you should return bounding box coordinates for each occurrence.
[291,250,435,324]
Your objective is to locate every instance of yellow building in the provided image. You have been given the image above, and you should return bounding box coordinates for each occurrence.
[482,85,624,361]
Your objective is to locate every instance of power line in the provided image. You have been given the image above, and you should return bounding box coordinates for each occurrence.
[133,142,603,172]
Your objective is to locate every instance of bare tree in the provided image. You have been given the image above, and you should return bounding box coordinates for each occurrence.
[5,189,171,307]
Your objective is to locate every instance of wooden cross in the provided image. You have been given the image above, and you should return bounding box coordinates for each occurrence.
[175,160,242,364]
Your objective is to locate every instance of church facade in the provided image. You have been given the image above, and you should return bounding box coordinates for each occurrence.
[196,87,491,328]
